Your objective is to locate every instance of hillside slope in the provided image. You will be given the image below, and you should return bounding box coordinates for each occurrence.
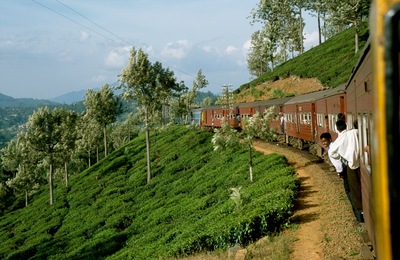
[0,126,298,259]
[235,23,369,102]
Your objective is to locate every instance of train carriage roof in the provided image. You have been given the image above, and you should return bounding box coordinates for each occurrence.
[235,96,293,108]
[284,84,346,105]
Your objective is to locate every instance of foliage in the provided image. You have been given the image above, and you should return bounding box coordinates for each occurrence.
[212,107,277,182]
[236,21,369,94]
[118,47,181,183]
[25,107,72,205]
[84,85,121,157]
[0,126,298,259]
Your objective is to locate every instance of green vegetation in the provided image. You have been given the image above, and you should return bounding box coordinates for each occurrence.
[236,22,369,94]
[0,126,298,259]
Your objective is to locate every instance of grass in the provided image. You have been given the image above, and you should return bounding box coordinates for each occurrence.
[235,22,369,94]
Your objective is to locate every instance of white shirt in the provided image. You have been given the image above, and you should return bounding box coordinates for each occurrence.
[328,142,344,173]
[328,129,360,169]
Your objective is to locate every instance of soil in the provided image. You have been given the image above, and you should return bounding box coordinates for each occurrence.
[253,140,365,259]
[234,77,325,103]
[182,78,367,259]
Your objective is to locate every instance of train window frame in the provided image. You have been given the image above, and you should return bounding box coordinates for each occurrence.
[347,113,354,130]
[360,113,372,174]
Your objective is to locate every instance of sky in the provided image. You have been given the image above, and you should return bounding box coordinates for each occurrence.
[0,0,320,100]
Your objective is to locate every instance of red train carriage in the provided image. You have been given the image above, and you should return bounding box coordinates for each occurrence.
[236,97,292,133]
[314,84,347,156]
[259,97,292,134]
[345,41,375,250]
[201,105,240,128]
[282,90,328,150]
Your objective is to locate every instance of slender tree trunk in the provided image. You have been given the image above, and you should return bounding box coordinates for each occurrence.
[299,9,304,54]
[103,125,107,157]
[145,108,152,183]
[49,163,54,205]
[88,150,91,167]
[318,12,322,45]
[97,147,99,163]
[65,161,69,187]
[354,21,359,53]
[323,13,326,42]
[249,146,253,182]
[25,190,28,207]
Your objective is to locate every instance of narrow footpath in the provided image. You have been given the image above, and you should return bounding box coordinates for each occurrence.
[254,141,365,259]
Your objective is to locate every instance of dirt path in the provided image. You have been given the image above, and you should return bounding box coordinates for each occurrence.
[253,141,364,259]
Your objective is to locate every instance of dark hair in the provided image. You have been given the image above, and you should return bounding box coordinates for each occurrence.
[338,113,346,121]
[336,120,347,132]
[320,132,332,140]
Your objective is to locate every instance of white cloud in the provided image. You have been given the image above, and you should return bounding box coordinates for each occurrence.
[161,39,192,59]
[80,31,90,42]
[304,31,319,50]
[104,47,130,68]
[225,45,237,55]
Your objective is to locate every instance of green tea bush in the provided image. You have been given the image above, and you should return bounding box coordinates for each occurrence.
[0,126,298,259]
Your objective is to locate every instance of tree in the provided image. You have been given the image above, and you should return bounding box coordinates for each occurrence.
[249,0,305,71]
[110,113,140,149]
[75,113,102,168]
[57,109,78,187]
[325,0,370,53]
[202,96,213,107]
[247,29,271,77]
[212,107,276,182]
[25,107,66,205]
[84,84,121,157]
[119,47,180,183]
[185,69,208,121]
[3,133,43,206]
[307,0,330,44]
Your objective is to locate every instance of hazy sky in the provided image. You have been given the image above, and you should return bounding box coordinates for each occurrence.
[0,0,320,99]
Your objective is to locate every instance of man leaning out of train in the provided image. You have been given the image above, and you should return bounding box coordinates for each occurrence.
[328,120,364,223]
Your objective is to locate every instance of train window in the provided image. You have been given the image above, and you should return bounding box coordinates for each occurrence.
[317,113,324,127]
[360,113,371,173]
[347,113,354,130]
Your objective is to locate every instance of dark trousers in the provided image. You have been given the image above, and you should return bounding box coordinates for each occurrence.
[346,166,364,222]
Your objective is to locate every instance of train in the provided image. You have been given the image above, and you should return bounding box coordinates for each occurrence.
[190,0,399,258]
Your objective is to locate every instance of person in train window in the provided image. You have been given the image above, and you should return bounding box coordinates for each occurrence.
[279,112,284,133]
[236,114,240,127]
[329,120,364,223]
[320,132,344,173]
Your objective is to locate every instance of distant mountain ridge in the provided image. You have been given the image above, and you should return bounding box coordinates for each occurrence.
[0,93,59,108]
[0,87,100,107]
[48,89,91,104]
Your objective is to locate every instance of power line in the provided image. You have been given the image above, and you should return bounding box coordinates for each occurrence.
[55,0,132,47]
[31,0,226,88]
[31,0,122,47]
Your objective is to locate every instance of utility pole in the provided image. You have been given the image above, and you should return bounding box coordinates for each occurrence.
[221,84,233,119]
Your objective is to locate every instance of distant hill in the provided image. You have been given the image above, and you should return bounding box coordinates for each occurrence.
[49,83,122,104]
[48,89,88,104]
[0,93,59,108]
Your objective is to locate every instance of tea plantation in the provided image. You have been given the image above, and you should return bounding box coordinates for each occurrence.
[0,126,299,259]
